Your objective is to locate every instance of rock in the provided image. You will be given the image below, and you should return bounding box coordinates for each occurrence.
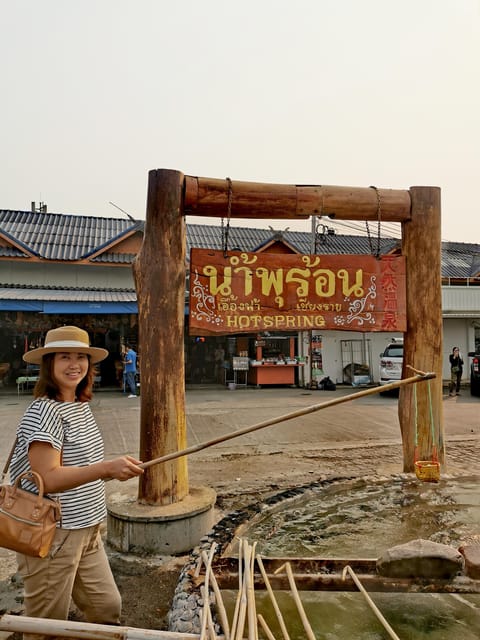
[376,539,465,579]
[458,544,480,579]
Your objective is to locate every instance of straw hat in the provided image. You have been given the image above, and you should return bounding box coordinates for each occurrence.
[23,326,108,364]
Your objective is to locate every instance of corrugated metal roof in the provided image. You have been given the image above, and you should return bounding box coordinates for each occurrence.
[1,210,480,279]
[91,253,138,264]
[441,244,480,279]
[0,210,141,261]
[0,284,136,302]
[185,223,401,255]
[0,245,27,258]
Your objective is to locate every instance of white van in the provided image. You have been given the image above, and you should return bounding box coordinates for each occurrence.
[379,338,404,387]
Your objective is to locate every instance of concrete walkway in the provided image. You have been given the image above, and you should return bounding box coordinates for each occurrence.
[2,383,479,487]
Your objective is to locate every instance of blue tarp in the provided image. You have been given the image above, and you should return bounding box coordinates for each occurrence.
[42,301,138,314]
[0,300,138,314]
[0,300,43,311]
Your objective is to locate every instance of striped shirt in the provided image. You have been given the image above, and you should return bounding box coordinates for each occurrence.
[10,398,107,529]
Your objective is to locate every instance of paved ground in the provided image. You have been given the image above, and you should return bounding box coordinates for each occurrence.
[1,382,479,631]
[2,382,480,513]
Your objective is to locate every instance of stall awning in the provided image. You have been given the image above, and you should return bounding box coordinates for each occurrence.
[0,287,138,314]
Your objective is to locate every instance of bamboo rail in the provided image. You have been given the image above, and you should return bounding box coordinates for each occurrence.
[138,372,435,472]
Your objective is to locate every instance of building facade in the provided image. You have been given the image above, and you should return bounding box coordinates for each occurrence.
[1,210,479,388]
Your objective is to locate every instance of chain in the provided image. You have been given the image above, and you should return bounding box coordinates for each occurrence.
[223,177,233,257]
[366,185,382,258]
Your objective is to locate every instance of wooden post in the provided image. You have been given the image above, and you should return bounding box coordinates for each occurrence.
[133,169,189,504]
[400,187,444,471]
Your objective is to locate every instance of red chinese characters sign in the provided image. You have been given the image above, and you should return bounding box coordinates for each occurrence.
[189,249,406,335]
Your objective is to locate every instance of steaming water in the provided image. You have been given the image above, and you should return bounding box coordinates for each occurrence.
[224,475,480,638]
[238,475,480,556]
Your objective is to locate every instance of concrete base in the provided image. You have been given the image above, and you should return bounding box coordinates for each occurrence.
[106,485,217,555]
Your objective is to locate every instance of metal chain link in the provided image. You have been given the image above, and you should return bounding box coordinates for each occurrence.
[366,185,382,258]
[222,177,233,257]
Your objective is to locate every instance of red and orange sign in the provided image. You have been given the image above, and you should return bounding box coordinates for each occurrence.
[189,249,406,335]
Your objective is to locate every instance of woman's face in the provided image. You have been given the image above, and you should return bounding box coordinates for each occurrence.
[52,352,89,400]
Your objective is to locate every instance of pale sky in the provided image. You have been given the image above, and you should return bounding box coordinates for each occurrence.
[2,0,480,243]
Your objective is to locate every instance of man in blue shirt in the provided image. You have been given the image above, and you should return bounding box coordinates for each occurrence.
[124,343,137,398]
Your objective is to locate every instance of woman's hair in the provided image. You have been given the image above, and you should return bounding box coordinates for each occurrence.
[33,353,95,402]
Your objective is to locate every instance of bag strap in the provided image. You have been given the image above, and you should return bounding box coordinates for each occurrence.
[2,436,18,483]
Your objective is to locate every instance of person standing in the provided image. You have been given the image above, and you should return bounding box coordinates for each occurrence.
[124,343,137,398]
[449,346,464,396]
[214,344,226,384]
[9,325,144,636]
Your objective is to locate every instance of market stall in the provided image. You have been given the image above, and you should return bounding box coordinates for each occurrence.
[248,335,303,387]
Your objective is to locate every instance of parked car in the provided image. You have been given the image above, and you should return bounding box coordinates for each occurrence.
[379,338,404,390]
[468,350,480,396]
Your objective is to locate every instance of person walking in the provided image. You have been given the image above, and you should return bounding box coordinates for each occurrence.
[449,346,464,396]
[9,325,144,637]
[124,343,138,398]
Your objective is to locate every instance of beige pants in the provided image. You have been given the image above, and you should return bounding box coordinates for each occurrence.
[17,524,121,640]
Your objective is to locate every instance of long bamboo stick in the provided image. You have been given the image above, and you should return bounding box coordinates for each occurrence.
[201,550,230,640]
[138,373,435,471]
[257,615,277,640]
[0,614,212,639]
[234,540,250,640]
[274,563,316,640]
[342,565,401,640]
[255,555,290,640]
[199,544,217,640]
[229,538,244,640]
[200,585,218,640]
[247,541,258,640]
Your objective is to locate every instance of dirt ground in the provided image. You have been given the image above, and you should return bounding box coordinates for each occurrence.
[1,385,479,634]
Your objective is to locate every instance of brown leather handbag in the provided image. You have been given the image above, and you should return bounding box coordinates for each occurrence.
[1,441,62,558]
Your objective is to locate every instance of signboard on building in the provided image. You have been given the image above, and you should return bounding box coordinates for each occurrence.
[189,249,406,335]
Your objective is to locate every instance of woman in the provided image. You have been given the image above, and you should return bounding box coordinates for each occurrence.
[449,346,464,396]
[10,325,144,634]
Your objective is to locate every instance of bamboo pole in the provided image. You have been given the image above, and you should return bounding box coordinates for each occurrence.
[200,586,218,640]
[342,565,401,640]
[246,541,258,640]
[199,544,217,640]
[273,563,315,640]
[0,614,212,639]
[201,550,230,640]
[234,540,249,640]
[255,555,290,640]
[229,538,244,640]
[138,372,435,472]
[257,615,277,640]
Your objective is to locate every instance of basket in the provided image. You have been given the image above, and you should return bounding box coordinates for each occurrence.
[414,460,440,483]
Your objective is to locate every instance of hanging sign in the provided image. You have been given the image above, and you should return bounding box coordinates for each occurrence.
[189,249,406,335]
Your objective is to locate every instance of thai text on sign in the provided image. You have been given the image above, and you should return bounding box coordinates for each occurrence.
[189,249,406,335]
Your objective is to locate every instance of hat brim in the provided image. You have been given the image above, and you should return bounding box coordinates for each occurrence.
[23,346,108,365]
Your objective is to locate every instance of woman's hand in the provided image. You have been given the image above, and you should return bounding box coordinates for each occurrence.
[29,442,144,491]
[103,456,144,481]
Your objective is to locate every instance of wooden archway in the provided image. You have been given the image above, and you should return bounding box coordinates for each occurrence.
[133,169,443,505]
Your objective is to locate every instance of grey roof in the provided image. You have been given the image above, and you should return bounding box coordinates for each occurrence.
[1,209,480,279]
[441,242,480,279]
[0,210,142,261]
[185,223,401,255]
[0,284,136,303]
